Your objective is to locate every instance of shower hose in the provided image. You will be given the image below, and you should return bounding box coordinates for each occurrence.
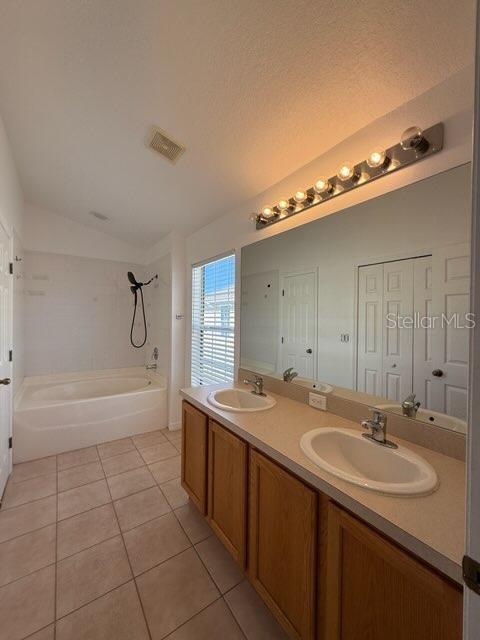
[130,287,147,348]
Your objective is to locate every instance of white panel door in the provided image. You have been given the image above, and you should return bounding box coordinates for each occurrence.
[0,223,12,496]
[280,272,316,378]
[413,256,434,410]
[356,264,383,396]
[429,243,471,420]
[382,260,414,401]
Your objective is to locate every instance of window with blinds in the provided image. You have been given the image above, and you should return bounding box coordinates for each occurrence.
[191,253,235,386]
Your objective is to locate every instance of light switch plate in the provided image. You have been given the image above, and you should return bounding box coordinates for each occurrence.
[309,392,327,411]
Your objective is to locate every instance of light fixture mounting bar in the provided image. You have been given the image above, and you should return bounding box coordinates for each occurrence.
[254,122,444,230]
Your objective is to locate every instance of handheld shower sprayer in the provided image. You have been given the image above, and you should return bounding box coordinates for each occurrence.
[128,271,158,348]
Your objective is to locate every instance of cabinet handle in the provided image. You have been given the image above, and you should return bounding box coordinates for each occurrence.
[306,348,312,354]
[0,378,11,385]
[432,369,444,378]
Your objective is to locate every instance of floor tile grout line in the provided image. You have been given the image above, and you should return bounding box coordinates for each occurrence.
[57,529,122,564]
[54,577,134,625]
[0,559,57,591]
[159,593,225,640]
[9,467,57,485]
[101,461,154,640]
[57,501,186,563]
[170,502,214,546]
[1,488,58,512]
[23,622,55,640]
[223,589,253,640]
[0,520,56,545]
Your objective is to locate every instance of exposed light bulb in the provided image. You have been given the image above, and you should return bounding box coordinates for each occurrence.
[278,199,290,211]
[400,126,429,153]
[314,177,331,194]
[294,190,307,204]
[261,206,274,219]
[337,162,356,182]
[367,148,388,168]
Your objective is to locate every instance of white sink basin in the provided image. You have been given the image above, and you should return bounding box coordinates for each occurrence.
[300,427,438,496]
[376,404,467,434]
[207,388,276,412]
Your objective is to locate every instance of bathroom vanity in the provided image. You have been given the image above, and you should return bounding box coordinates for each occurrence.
[180,388,464,640]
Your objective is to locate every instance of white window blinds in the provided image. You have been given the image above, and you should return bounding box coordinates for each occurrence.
[191,254,235,386]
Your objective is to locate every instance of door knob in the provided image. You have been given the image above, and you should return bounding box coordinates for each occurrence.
[306,348,312,354]
[0,378,11,385]
[432,369,444,378]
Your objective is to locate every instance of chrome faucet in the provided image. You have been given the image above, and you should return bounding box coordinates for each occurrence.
[283,367,298,383]
[146,347,158,371]
[361,410,397,449]
[243,375,265,396]
[401,393,421,418]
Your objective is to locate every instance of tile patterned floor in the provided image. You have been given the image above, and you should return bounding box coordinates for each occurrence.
[0,429,287,640]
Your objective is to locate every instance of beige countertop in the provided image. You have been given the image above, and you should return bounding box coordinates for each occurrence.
[180,383,466,585]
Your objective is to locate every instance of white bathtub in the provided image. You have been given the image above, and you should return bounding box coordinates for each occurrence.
[13,367,168,462]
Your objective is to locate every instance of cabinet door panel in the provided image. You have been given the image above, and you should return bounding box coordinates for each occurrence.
[249,449,317,640]
[208,419,247,567]
[323,502,462,640]
[181,401,208,513]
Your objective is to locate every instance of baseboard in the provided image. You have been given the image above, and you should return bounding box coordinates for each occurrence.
[168,421,181,432]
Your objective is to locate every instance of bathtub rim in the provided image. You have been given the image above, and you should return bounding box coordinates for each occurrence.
[15,366,167,411]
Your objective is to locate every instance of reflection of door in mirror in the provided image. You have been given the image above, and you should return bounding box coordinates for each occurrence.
[414,244,470,421]
[280,271,317,378]
[356,244,470,421]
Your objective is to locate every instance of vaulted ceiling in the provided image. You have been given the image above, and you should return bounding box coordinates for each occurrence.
[0,0,475,246]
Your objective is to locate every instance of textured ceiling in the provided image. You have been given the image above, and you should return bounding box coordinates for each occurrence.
[0,0,476,246]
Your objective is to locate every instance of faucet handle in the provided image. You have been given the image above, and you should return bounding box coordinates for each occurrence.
[370,409,385,424]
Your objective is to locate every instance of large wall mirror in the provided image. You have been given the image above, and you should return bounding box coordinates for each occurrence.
[240,164,472,433]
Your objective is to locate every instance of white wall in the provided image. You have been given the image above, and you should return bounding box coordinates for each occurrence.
[24,203,145,264]
[241,164,471,387]
[184,67,475,385]
[24,251,147,375]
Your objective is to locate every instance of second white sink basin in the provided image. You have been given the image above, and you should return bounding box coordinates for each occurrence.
[300,427,438,496]
[208,388,276,412]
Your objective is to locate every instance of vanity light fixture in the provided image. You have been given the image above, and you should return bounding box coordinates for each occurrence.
[337,162,358,182]
[261,205,275,219]
[252,122,443,229]
[367,148,390,169]
[294,190,308,204]
[314,176,333,195]
[400,126,429,154]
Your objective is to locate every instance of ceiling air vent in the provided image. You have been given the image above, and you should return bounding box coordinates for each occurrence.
[147,126,186,164]
[89,211,109,221]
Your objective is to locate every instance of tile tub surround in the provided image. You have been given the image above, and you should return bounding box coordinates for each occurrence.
[23,251,148,376]
[238,368,466,460]
[180,384,466,584]
[0,430,286,640]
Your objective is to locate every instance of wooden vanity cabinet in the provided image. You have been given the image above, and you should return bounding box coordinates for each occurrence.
[322,502,463,640]
[181,401,208,513]
[207,418,248,567]
[248,448,318,640]
[181,401,463,640]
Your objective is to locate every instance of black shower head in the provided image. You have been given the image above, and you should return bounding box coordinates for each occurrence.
[127,271,139,286]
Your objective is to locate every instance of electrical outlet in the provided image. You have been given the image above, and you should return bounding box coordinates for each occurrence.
[309,392,327,411]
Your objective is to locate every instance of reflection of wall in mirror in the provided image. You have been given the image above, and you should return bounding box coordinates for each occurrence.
[240,270,279,374]
[240,164,471,407]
